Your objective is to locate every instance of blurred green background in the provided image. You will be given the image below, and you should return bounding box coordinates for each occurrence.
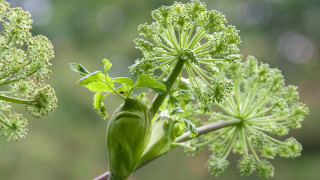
[1,0,320,179]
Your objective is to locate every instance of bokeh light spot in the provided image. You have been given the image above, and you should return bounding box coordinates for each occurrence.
[277,32,314,64]
[237,0,272,26]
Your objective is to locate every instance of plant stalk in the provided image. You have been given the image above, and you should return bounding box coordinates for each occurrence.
[0,95,34,105]
[150,58,185,117]
[175,119,241,143]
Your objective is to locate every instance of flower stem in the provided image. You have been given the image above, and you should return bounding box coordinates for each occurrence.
[150,58,185,116]
[175,118,241,143]
[0,95,34,105]
[0,116,12,128]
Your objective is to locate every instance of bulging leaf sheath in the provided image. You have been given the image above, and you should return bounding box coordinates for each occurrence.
[139,117,180,164]
[106,98,152,180]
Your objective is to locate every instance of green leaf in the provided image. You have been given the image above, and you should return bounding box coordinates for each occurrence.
[116,84,131,95]
[69,63,90,75]
[93,92,109,118]
[184,119,198,137]
[134,74,166,93]
[113,77,134,86]
[78,71,115,92]
[77,71,103,85]
[103,59,112,72]
[85,82,113,92]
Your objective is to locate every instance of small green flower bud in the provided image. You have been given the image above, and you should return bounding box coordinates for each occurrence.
[206,155,229,177]
[278,137,302,158]
[238,155,256,176]
[256,160,274,179]
[106,98,152,180]
[261,143,278,159]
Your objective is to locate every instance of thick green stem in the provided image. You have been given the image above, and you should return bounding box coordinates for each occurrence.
[150,58,185,116]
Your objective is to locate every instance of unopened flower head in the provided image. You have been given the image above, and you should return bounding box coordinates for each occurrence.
[130,0,241,102]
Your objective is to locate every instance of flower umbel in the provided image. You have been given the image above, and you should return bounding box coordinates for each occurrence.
[130,0,241,100]
[0,113,27,141]
[0,0,57,141]
[185,56,308,178]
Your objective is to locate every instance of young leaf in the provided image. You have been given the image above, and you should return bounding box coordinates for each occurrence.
[184,119,198,137]
[116,84,131,95]
[93,92,109,118]
[85,82,113,92]
[78,71,115,92]
[113,77,134,86]
[69,63,90,75]
[134,74,166,93]
[77,71,103,85]
[103,59,112,73]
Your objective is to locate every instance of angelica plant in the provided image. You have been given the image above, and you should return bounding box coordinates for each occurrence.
[71,1,308,179]
[0,0,57,141]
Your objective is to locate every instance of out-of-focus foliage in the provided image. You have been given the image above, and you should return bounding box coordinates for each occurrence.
[0,0,319,180]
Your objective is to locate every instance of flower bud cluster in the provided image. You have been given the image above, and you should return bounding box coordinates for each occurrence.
[130,0,241,105]
[0,0,56,141]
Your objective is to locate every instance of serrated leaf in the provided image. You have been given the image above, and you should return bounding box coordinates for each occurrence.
[184,119,198,138]
[77,71,103,85]
[116,84,131,95]
[78,71,115,92]
[105,75,115,89]
[103,59,112,72]
[85,82,113,92]
[93,92,109,119]
[171,106,185,115]
[69,63,90,75]
[113,77,134,86]
[134,74,166,94]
